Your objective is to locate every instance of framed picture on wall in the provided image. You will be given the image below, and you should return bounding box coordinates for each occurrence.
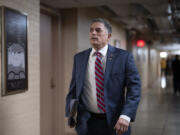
[114,39,120,48]
[0,6,28,96]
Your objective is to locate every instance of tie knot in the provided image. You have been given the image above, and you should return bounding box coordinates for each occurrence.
[95,52,102,57]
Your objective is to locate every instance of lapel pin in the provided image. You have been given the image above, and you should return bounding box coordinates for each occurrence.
[108,54,113,61]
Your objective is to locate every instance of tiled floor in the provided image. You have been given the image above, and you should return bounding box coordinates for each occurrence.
[131,75,180,135]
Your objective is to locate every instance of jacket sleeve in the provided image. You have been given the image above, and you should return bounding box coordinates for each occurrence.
[65,56,76,117]
[121,53,141,122]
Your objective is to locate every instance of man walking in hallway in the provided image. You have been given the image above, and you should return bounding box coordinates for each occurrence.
[65,18,141,135]
[172,55,180,95]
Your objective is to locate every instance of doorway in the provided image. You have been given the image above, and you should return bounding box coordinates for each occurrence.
[40,10,64,135]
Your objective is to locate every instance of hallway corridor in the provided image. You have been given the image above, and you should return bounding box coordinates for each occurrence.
[132,75,180,135]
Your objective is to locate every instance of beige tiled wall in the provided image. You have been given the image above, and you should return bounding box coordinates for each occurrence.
[132,45,160,89]
[148,48,160,86]
[133,47,149,89]
[0,0,40,135]
[110,21,127,50]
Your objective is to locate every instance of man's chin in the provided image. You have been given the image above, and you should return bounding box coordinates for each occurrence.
[91,44,99,48]
[91,44,103,50]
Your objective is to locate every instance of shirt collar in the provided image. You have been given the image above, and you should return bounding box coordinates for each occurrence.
[91,44,108,57]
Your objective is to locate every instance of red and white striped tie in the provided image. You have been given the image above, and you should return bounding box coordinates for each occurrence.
[95,52,105,113]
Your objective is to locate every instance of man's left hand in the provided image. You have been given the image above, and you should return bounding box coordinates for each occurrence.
[114,118,130,135]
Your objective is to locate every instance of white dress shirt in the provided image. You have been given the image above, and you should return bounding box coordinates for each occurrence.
[81,45,130,122]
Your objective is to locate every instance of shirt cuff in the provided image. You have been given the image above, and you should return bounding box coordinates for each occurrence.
[120,115,131,123]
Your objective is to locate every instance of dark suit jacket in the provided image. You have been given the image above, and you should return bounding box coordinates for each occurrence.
[65,45,141,134]
[172,59,180,80]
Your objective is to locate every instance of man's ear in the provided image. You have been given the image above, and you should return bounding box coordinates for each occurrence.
[108,33,112,40]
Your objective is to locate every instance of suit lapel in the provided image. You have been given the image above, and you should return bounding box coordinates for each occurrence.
[81,48,91,77]
[77,48,91,97]
[104,45,116,88]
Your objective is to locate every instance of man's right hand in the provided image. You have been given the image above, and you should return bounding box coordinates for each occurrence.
[114,118,129,135]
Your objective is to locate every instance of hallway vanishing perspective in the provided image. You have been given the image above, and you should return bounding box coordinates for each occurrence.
[2,0,180,135]
[132,75,180,135]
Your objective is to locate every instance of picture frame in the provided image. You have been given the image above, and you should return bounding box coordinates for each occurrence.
[114,39,120,48]
[0,6,28,96]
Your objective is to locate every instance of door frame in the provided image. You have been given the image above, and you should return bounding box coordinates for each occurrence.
[40,4,64,135]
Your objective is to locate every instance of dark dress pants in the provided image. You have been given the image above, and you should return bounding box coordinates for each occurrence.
[173,77,180,93]
[77,113,131,135]
[86,114,115,135]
